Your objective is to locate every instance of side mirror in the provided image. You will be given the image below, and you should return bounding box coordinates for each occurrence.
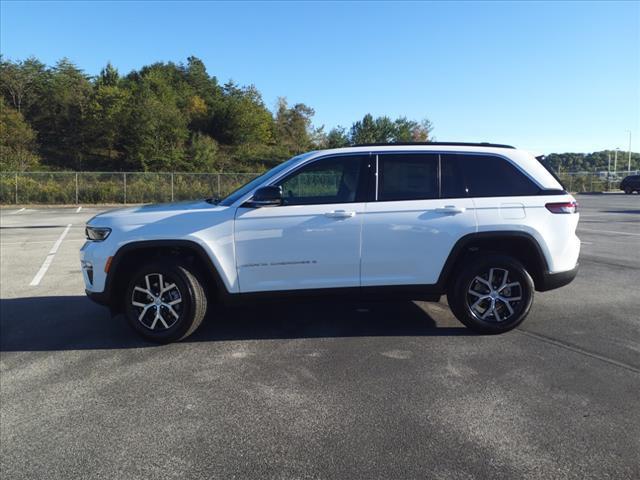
[246,185,282,207]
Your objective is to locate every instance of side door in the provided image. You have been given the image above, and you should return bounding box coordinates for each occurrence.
[361,152,477,286]
[234,154,370,293]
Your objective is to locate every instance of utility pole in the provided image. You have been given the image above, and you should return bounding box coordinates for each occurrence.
[608,152,611,173]
[628,131,632,173]
[614,147,619,173]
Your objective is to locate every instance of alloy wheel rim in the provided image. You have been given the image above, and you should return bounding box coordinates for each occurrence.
[466,267,523,322]
[131,273,183,331]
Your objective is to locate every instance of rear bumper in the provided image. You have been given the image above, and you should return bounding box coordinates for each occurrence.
[537,264,579,292]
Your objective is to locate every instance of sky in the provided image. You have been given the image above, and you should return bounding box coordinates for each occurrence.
[1,0,638,154]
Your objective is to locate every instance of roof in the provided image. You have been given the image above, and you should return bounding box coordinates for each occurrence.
[352,142,515,149]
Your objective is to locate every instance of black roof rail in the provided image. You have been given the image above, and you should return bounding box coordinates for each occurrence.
[352,142,516,149]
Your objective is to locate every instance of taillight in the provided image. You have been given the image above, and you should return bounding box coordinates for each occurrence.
[545,201,578,214]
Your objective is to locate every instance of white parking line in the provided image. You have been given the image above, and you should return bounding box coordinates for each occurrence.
[76,206,82,213]
[1,239,85,246]
[578,228,640,237]
[10,208,26,215]
[29,224,72,286]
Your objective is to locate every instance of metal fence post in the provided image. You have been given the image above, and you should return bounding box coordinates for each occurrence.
[217,174,221,197]
[171,173,174,202]
[75,172,79,204]
[569,175,573,192]
[123,173,127,204]
[590,174,593,192]
[15,172,18,204]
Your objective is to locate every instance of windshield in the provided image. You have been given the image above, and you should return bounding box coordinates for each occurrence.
[218,153,314,206]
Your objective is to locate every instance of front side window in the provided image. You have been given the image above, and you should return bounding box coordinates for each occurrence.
[275,155,366,205]
[378,154,438,201]
[218,153,312,206]
[441,154,539,198]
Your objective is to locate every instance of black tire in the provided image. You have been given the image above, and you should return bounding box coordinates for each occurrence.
[447,254,534,334]
[624,187,632,194]
[124,260,207,343]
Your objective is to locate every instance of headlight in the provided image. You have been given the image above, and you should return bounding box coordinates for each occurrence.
[85,226,111,241]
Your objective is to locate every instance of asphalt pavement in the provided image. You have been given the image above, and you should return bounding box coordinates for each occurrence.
[1,195,639,479]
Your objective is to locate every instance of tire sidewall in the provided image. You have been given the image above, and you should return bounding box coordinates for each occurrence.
[124,262,197,343]
[449,255,534,334]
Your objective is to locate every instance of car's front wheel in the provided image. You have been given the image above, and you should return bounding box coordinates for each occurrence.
[124,261,207,343]
[447,254,534,334]
[624,187,632,194]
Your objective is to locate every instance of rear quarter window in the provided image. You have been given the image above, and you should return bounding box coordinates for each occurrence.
[441,154,540,198]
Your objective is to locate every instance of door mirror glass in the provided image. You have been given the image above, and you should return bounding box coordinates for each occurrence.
[246,186,283,207]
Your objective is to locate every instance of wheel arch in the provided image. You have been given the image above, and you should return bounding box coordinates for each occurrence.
[105,240,229,313]
[438,232,550,292]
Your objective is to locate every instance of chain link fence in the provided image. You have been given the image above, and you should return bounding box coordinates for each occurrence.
[0,172,261,205]
[0,170,638,205]
[557,170,639,194]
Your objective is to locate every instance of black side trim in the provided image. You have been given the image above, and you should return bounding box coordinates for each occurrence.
[436,231,550,290]
[538,189,568,195]
[537,264,579,292]
[97,240,228,309]
[224,285,441,304]
[85,289,110,306]
[91,234,558,309]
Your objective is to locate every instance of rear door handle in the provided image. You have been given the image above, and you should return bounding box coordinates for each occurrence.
[434,205,466,215]
[325,210,356,219]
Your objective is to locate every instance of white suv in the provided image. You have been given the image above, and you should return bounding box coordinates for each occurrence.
[81,143,580,342]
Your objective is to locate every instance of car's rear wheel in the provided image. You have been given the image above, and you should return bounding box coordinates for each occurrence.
[124,261,207,343]
[624,187,632,194]
[447,254,534,334]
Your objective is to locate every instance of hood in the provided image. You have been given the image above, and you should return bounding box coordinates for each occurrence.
[88,199,225,227]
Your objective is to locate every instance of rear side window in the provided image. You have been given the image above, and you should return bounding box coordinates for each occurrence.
[378,154,438,201]
[441,154,539,197]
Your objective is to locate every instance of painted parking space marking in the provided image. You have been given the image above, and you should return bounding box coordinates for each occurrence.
[76,206,82,213]
[1,239,85,246]
[9,208,26,215]
[29,224,72,286]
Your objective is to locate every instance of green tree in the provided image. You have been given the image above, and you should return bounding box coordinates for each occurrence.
[350,113,378,144]
[274,97,316,154]
[1,55,444,173]
[97,62,119,87]
[0,56,48,114]
[0,99,40,171]
[87,85,129,168]
[323,126,350,148]
[393,117,433,142]
[124,71,189,171]
[187,132,220,171]
[212,81,274,146]
[34,58,93,169]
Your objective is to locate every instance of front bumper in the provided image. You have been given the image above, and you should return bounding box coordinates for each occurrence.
[85,289,111,306]
[537,264,579,292]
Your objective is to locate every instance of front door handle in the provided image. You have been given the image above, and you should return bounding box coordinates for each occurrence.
[434,205,466,215]
[325,210,356,219]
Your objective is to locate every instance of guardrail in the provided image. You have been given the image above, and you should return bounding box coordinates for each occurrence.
[0,170,638,204]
